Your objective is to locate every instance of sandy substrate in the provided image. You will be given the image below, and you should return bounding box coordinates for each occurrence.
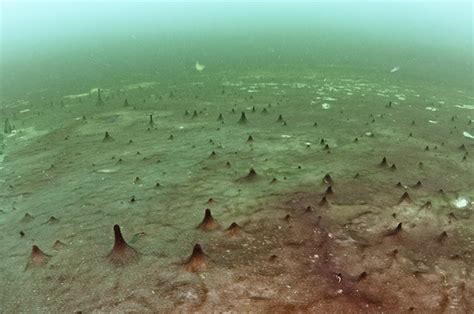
[0,74,473,312]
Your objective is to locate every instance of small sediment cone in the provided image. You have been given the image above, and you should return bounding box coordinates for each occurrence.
[379,157,388,167]
[21,213,34,223]
[437,231,448,243]
[197,209,220,231]
[27,245,49,269]
[325,186,334,195]
[238,112,248,124]
[240,168,257,182]
[319,196,329,208]
[398,192,412,204]
[183,244,207,272]
[225,222,241,237]
[4,118,12,134]
[149,114,154,126]
[53,240,65,250]
[420,201,432,210]
[47,216,59,224]
[383,222,403,237]
[322,173,333,185]
[103,131,114,142]
[107,224,139,265]
[356,271,368,282]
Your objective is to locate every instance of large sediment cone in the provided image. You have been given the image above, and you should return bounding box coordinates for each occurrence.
[183,244,207,272]
[197,209,220,231]
[27,245,50,269]
[107,224,139,265]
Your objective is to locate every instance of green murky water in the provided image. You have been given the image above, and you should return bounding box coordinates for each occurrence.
[0,1,473,312]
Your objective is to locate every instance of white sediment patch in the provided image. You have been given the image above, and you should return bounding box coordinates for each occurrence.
[463,131,474,139]
[122,81,157,91]
[455,104,474,110]
[322,103,331,109]
[453,197,471,209]
[64,93,89,100]
[425,107,438,111]
[429,120,438,124]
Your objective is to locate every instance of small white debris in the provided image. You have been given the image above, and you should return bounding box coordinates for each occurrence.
[281,134,291,138]
[429,120,438,124]
[463,131,474,139]
[96,169,117,174]
[365,132,374,137]
[322,103,331,109]
[426,107,438,111]
[195,61,205,71]
[19,109,30,113]
[179,126,184,129]
[390,66,400,73]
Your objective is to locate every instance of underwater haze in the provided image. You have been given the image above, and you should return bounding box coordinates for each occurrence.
[1,0,473,312]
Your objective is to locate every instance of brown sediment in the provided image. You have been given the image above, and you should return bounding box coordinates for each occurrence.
[197,209,220,231]
[107,224,139,265]
[183,244,207,272]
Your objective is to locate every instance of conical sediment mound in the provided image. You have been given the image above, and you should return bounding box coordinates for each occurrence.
[107,224,139,265]
[197,209,220,231]
[183,244,207,272]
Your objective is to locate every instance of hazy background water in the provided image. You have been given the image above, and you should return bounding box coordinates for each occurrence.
[0,1,472,100]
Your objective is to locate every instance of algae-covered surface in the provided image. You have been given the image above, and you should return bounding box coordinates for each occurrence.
[0,2,473,313]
